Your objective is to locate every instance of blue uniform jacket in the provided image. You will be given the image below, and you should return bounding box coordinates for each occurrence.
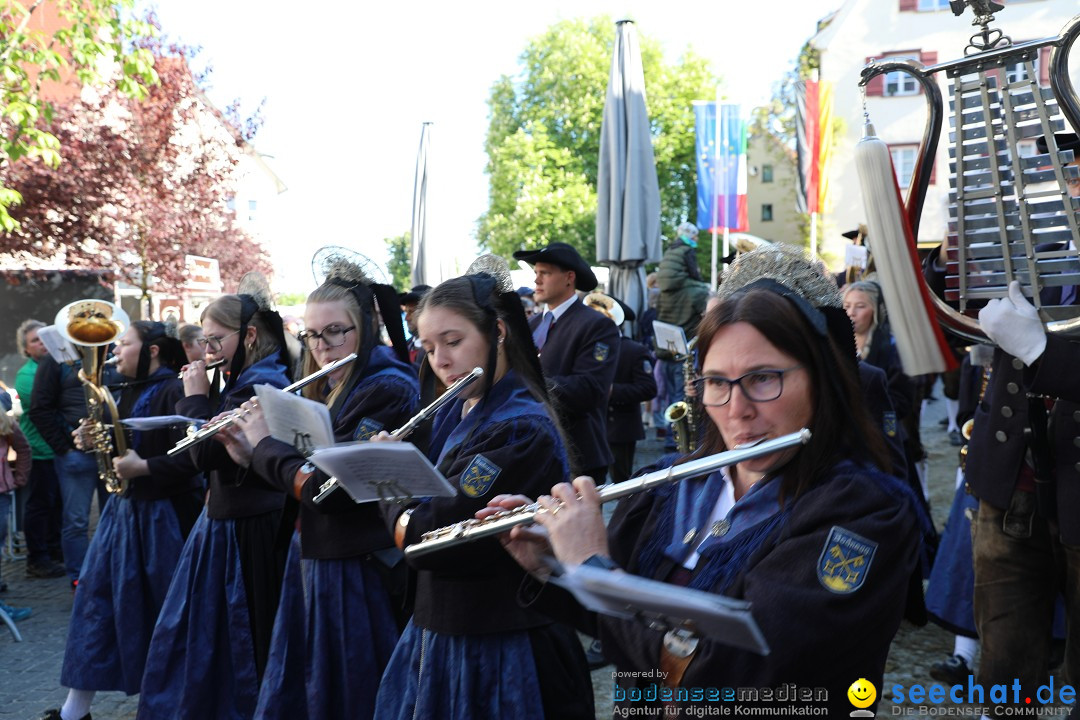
[530,297,620,472]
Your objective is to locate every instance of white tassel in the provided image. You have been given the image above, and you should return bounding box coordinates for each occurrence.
[856,122,951,375]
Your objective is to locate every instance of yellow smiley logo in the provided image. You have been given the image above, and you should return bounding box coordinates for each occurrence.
[847,678,877,709]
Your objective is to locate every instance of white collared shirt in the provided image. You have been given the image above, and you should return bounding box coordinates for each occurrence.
[543,293,579,324]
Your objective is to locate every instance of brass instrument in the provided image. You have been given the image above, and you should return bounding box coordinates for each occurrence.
[312,367,484,504]
[404,429,812,559]
[54,299,131,494]
[663,336,699,454]
[167,352,359,456]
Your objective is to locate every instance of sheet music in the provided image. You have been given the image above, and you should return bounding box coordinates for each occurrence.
[308,442,457,503]
[651,320,688,356]
[37,326,80,364]
[844,244,869,270]
[120,415,203,431]
[255,384,335,453]
[551,563,769,655]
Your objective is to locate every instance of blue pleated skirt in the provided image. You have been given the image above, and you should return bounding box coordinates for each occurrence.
[374,620,544,720]
[255,531,399,720]
[925,474,979,637]
[137,509,260,720]
[60,495,187,694]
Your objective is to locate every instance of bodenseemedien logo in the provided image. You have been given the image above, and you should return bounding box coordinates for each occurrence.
[848,678,876,717]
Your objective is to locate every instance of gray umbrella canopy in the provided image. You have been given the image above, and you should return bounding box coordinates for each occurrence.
[595,19,661,336]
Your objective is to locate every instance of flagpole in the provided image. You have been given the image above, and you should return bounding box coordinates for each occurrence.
[711,87,721,289]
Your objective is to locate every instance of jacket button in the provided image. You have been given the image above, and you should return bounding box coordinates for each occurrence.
[1012,358,1025,370]
[1001,406,1013,418]
[996,430,1007,442]
[1074,410,1080,422]
[1007,382,1019,394]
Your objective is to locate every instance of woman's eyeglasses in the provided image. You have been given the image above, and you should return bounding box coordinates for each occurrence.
[693,366,804,407]
[195,330,240,352]
[297,325,355,351]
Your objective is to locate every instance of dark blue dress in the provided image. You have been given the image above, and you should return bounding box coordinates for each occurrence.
[375,371,593,720]
[60,370,201,694]
[253,346,419,720]
[138,356,290,720]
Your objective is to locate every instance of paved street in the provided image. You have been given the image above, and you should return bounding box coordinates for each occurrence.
[0,384,963,719]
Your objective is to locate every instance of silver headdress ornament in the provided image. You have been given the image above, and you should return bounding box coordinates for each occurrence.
[718,242,842,310]
[311,246,388,287]
[237,271,274,311]
[465,254,514,294]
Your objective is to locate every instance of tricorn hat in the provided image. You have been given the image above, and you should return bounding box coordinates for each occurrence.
[512,242,597,291]
[841,224,869,241]
[583,292,625,326]
[398,284,432,305]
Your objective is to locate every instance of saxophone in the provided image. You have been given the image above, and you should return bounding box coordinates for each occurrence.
[54,299,131,494]
[663,336,698,454]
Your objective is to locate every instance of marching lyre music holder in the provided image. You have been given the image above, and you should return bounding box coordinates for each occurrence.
[859,4,1080,340]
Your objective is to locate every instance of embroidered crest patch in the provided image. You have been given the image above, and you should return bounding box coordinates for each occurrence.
[460,454,501,498]
[817,526,877,594]
[593,342,610,362]
[353,417,384,442]
[883,410,898,438]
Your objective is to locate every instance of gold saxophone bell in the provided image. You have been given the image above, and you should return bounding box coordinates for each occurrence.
[54,299,131,494]
[961,418,974,441]
[664,401,693,455]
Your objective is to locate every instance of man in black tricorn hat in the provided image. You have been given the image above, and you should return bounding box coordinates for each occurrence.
[399,284,431,366]
[513,242,620,482]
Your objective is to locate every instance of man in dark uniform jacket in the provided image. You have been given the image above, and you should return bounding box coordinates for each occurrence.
[582,293,657,484]
[514,243,620,483]
[925,131,1080,711]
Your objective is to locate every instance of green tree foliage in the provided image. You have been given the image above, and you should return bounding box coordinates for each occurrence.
[479,17,720,265]
[384,231,411,292]
[0,0,158,231]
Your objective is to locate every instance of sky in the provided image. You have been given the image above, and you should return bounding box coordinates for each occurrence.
[147,0,839,294]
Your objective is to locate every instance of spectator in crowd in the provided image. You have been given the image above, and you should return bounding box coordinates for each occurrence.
[14,320,66,579]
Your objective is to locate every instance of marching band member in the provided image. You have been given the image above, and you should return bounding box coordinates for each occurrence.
[375,259,593,720]
[138,289,293,720]
[41,322,202,720]
[486,246,922,717]
[222,260,419,720]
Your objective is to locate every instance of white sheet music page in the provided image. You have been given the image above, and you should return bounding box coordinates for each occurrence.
[307,442,457,503]
[255,384,336,453]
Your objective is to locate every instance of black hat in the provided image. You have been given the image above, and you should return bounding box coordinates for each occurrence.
[841,224,868,241]
[1036,132,1080,156]
[398,284,432,305]
[516,286,534,297]
[512,242,598,291]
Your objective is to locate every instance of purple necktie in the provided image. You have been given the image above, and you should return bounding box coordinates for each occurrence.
[532,311,554,350]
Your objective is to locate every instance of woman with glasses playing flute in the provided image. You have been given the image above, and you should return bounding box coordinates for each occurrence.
[222,259,419,720]
[139,283,293,720]
[41,322,201,720]
[485,246,924,717]
[372,256,593,720]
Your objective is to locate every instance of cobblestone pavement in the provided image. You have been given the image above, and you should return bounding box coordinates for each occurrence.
[0,385,987,719]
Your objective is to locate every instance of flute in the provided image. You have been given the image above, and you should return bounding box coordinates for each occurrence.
[312,367,484,504]
[177,357,226,379]
[403,429,812,559]
[167,352,358,456]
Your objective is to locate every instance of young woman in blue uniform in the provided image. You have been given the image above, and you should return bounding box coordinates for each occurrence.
[488,247,924,717]
[222,262,419,720]
[41,322,202,720]
[374,259,593,720]
[138,291,293,720]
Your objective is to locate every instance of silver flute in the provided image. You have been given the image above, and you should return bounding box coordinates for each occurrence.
[403,429,812,559]
[177,357,226,379]
[312,367,484,504]
[167,352,359,456]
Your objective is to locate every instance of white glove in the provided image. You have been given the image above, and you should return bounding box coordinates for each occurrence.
[978,280,1046,366]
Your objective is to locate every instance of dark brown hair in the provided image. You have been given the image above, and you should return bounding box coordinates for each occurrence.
[691,288,888,501]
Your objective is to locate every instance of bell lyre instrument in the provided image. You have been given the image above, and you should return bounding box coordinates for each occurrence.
[858,3,1080,344]
[167,352,359,456]
[54,299,131,494]
[312,367,485,504]
[404,429,812,559]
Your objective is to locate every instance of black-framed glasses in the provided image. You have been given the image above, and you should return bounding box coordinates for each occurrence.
[297,325,355,350]
[195,330,239,352]
[693,366,804,407]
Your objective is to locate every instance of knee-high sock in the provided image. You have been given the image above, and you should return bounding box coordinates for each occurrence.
[61,689,94,720]
[946,397,960,432]
[954,635,978,665]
